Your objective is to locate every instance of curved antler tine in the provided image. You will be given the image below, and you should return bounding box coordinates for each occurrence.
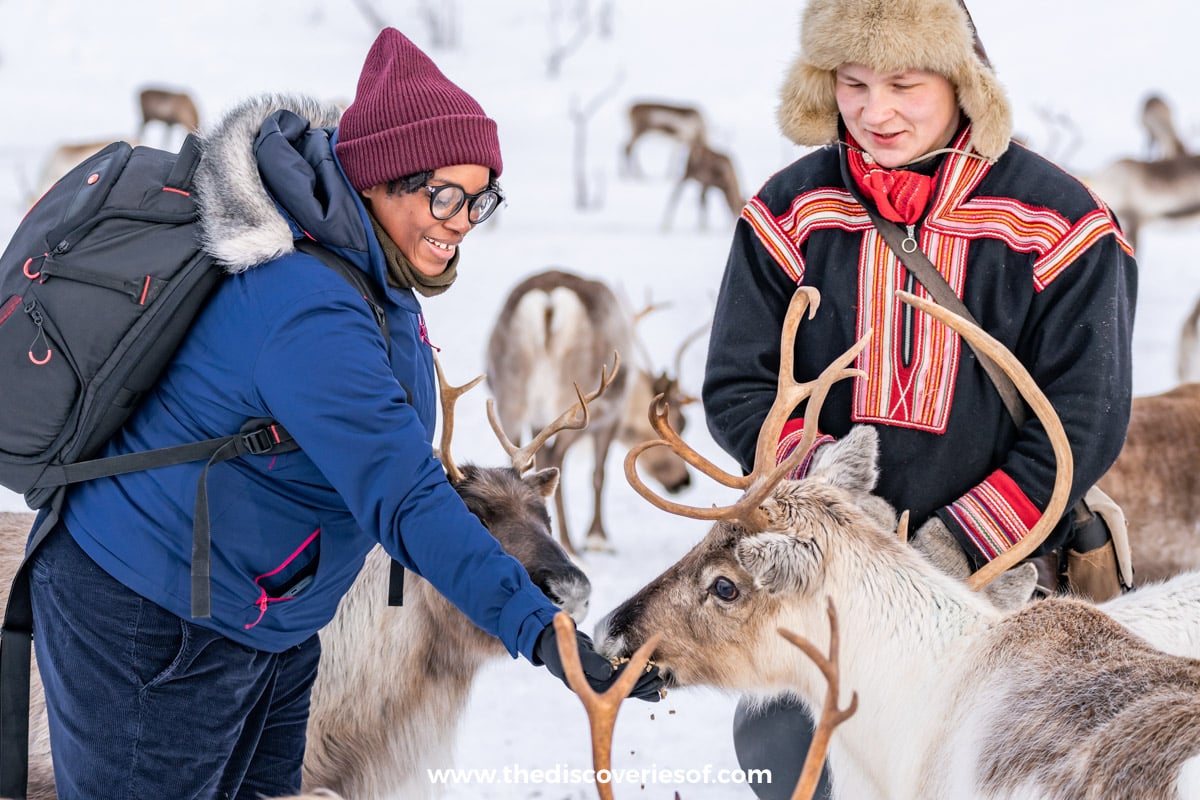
[894,291,1074,590]
[432,352,486,485]
[491,353,621,475]
[485,397,526,468]
[736,330,871,520]
[552,611,663,800]
[624,438,755,521]
[672,322,711,385]
[646,394,749,489]
[751,287,827,477]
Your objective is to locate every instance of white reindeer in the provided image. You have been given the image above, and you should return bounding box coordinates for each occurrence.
[3,360,612,800]
[598,288,1200,800]
[485,269,693,556]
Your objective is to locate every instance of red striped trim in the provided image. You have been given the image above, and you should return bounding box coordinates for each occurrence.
[945,469,1040,561]
[138,276,152,305]
[161,186,189,196]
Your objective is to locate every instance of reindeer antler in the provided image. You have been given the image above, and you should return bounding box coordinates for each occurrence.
[432,352,486,485]
[625,287,870,529]
[894,291,1074,590]
[551,611,662,800]
[778,599,858,800]
[486,352,620,474]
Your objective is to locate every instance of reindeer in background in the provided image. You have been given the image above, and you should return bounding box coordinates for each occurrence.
[486,269,694,556]
[661,141,745,231]
[621,101,707,178]
[598,288,1200,799]
[137,87,200,145]
[1087,92,1200,249]
[1142,93,1189,159]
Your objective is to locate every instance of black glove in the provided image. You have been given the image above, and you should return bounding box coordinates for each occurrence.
[534,622,664,702]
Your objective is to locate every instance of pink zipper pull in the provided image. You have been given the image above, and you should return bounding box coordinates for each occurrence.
[419,314,441,351]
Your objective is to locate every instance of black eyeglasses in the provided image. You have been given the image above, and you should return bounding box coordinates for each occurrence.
[423,182,503,224]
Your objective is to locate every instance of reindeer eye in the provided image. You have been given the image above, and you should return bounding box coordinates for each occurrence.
[708,576,740,602]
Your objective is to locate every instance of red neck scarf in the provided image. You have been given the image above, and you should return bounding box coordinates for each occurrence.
[845,134,935,225]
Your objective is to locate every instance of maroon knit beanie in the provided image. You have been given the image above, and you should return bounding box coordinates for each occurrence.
[335,27,503,192]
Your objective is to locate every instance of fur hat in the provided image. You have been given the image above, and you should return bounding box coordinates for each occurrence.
[335,28,503,192]
[777,0,1012,161]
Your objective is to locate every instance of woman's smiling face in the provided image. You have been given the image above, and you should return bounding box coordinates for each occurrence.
[835,63,962,169]
[362,163,491,277]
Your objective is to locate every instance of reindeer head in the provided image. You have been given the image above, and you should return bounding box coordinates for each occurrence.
[598,424,893,691]
[433,354,620,624]
[620,312,708,496]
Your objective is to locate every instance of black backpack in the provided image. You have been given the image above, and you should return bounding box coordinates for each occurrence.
[0,135,397,798]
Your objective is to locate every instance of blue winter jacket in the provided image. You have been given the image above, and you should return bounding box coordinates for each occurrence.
[63,95,560,657]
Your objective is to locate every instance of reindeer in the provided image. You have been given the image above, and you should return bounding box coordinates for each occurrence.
[1097,382,1200,585]
[662,141,745,231]
[1177,296,1200,383]
[137,87,200,144]
[3,357,612,800]
[1086,153,1200,249]
[1142,93,1188,160]
[486,269,693,556]
[597,288,1200,800]
[621,101,707,178]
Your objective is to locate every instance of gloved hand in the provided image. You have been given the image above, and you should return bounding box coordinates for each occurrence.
[911,516,971,577]
[534,622,664,702]
[911,516,1037,610]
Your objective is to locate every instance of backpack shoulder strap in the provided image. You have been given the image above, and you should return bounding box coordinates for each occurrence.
[295,239,390,350]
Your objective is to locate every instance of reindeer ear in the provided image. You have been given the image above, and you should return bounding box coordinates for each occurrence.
[735,532,819,594]
[807,425,879,494]
[525,467,560,499]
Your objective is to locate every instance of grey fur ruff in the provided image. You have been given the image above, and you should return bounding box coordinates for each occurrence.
[194,94,344,274]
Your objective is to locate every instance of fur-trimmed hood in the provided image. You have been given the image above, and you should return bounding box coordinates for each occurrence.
[777,0,1012,162]
[194,94,352,273]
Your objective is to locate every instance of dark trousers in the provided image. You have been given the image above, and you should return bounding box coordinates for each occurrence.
[733,694,833,800]
[29,524,321,800]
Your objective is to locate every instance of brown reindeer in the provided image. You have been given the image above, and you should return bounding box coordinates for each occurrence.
[3,356,612,800]
[621,101,707,178]
[661,141,745,231]
[1097,382,1200,585]
[1086,153,1200,249]
[597,289,1200,799]
[486,269,693,556]
[1142,93,1188,159]
[137,87,201,143]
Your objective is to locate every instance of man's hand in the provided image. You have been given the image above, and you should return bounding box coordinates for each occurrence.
[911,516,1037,610]
[534,623,664,702]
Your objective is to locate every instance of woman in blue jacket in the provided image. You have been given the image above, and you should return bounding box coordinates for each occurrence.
[28,27,661,799]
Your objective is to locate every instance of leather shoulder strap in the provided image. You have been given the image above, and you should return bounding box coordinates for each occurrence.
[869,211,1028,427]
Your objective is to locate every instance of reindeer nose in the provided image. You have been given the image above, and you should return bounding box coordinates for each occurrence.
[666,473,692,494]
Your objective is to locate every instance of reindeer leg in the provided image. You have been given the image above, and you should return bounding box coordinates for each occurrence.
[661,177,687,232]
[585,427,618,552]
[542,440,577,558]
